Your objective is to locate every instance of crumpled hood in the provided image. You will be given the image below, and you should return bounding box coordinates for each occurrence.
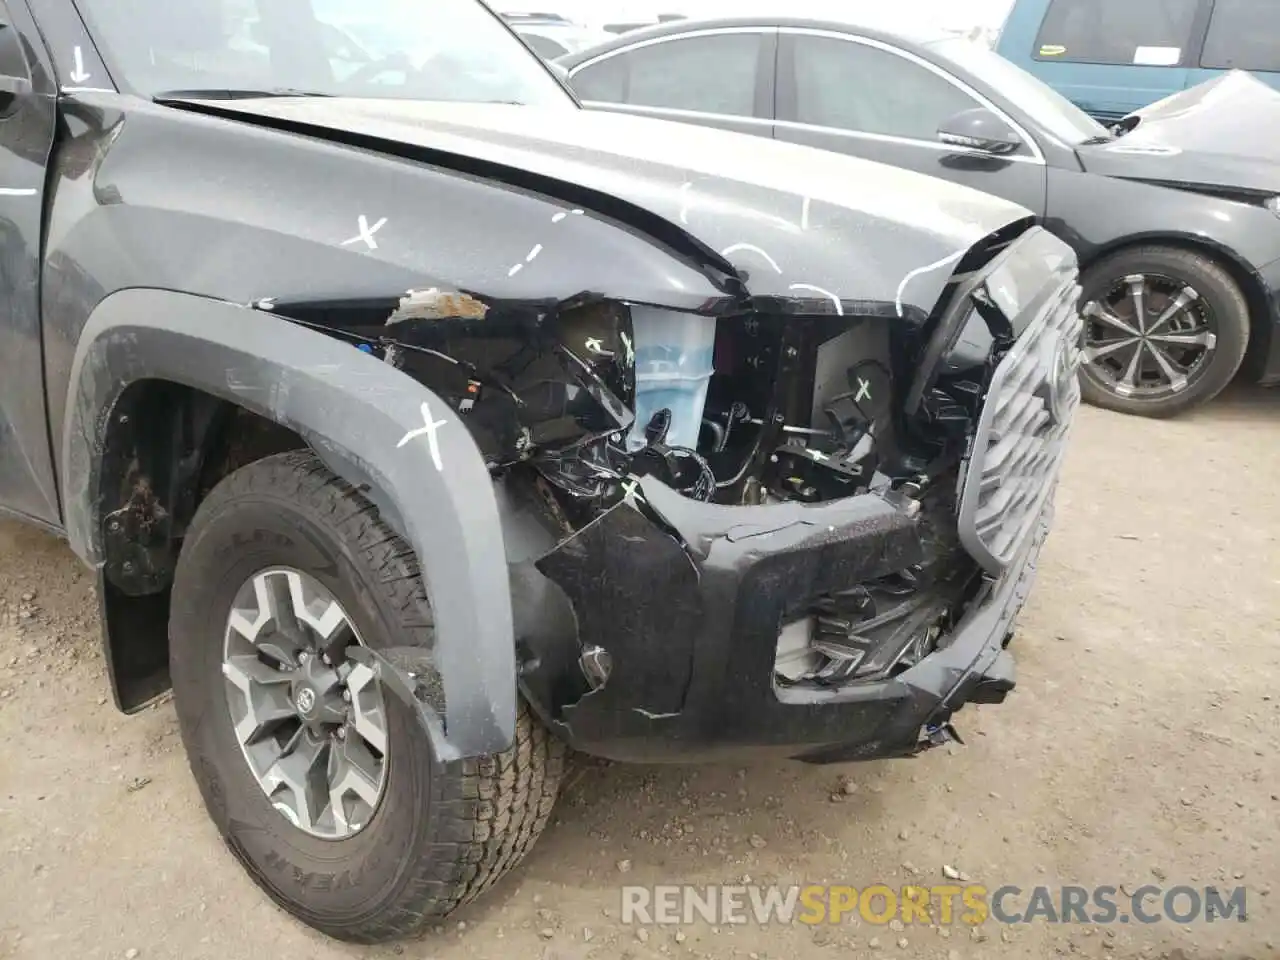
[1077,70,1280,197]
[181,98,1031,319]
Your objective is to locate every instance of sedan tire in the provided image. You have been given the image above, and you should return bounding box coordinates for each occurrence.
[1078,245,1250,417]
[169,450,565,943]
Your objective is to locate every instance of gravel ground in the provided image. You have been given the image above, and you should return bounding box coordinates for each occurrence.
[0,388,1277,960]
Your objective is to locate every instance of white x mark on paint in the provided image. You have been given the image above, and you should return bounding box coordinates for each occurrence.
[341,215,388,251]
[396,401,447,471]
[855,378,872,403]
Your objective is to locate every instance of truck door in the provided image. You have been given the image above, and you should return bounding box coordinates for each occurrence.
[0,0,58,526]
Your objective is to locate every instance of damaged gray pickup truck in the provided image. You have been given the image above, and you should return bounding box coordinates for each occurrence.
[0,0,1083,943]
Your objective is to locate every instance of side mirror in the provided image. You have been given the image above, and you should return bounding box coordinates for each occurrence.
[938,107,1023,155]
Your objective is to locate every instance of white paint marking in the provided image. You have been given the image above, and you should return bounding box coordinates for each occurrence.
[678,182,693,225]
[60,86,113,94]
[570,209,584,215]
[788,282,843,316]
[721,243,782,274]
[341,215,387,251]
[801,196,811,230]
[633,707,680,720]
[69,46,91,84]
[525,243,543,262]
[855,378,872,403]
[895,250,964,318]
[508,263,523,277]
[396,401,448,471]
[551,211,567,223]
[0,188,36,197]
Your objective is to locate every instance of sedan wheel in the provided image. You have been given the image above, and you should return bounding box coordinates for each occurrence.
[1077,246,1250,418]
[1082,273,1217,400]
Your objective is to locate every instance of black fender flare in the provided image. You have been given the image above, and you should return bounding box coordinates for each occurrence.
[61,288,515,758]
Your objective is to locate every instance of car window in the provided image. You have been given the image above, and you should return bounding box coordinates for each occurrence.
[1201,0,1280,71]
[572,56,626,101]
[574,34,761,117]
[791,36,978,141]
[1033,0,1201,65]
[520,32,569,60]
[73,0,572,105]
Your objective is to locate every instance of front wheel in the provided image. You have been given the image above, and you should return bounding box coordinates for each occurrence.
[1078,245,1250,417]
[169,450,565,943]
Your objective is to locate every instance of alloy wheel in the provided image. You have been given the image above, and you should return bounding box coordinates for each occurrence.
[1081,273,1218,399]
[221,567,389,840]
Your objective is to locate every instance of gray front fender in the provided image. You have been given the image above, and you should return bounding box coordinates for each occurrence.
[62,288,515,758]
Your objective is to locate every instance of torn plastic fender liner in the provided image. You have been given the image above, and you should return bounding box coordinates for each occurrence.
[61,287,515,758]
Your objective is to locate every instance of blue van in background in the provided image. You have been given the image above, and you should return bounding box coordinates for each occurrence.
[996,0,1280,123]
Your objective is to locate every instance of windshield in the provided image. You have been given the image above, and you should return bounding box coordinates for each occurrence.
[74,0,575,106]
[929,37,1111,145]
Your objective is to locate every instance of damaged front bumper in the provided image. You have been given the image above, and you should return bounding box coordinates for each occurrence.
[515,475,1050,765]
[348,228,1079,766]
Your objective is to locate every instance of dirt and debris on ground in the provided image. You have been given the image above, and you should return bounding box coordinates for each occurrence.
[0,387,1277,960]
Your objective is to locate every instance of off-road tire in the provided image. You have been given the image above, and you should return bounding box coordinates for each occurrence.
[170,450,565,943]
[1078,245,1250,417]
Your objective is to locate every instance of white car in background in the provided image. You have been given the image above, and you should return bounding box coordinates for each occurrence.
[501,11,614,59]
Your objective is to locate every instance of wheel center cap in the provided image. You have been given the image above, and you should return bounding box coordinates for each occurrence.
[294,686,317,715]
[289,656,346,729]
